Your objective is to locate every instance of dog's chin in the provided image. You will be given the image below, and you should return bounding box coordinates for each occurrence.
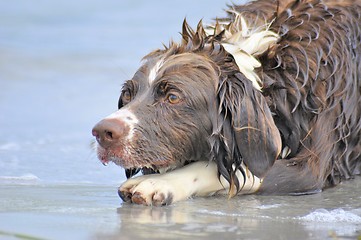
[96,145,178,173]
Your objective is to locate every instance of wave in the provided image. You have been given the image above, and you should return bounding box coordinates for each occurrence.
[0,174,40,185]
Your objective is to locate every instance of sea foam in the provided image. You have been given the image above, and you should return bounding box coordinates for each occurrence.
[298,208,361,223]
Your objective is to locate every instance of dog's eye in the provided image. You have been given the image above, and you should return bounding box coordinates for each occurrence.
[166,93,180,104]
[122,90,132,103]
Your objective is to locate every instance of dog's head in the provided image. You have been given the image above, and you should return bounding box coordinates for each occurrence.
[92,20,281,187]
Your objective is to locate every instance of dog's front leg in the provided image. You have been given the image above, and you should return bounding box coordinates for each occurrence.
[118,161,262,206]
[118,161,229,206]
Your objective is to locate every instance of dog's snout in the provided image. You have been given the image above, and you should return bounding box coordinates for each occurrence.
[92,118,128,148]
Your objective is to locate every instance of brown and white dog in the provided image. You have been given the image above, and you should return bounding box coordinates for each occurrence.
[92,0,361,206]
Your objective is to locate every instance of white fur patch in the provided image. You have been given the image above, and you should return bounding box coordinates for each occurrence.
[148,59,164,84]
[207,15,279,91]
[119,161,263,205]
[105,108,138,140]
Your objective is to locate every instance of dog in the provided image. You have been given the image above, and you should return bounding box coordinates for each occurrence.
[92,0,361,206]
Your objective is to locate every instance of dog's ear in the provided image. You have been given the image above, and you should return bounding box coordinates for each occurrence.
[215,73,282,179]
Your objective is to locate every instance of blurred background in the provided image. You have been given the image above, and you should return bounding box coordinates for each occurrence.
[0,0,229,185]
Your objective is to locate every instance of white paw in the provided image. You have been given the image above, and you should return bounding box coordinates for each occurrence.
[118,175,176,206]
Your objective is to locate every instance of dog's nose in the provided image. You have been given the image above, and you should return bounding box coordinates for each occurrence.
[92,118,127,148]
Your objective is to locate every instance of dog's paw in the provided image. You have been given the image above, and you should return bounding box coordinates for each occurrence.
[118,176,175,206]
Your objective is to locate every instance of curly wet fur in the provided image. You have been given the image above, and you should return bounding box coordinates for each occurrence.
[168,0,361,193]
[95,0,361,196]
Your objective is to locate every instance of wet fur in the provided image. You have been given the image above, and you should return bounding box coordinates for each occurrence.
[203,0,361,194]
[235,0,361,193]
[99,0,361,197]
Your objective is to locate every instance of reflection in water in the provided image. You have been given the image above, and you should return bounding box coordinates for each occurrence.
[93,191,361,240]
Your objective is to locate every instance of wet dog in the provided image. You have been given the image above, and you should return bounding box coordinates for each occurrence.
[92,0,361,206]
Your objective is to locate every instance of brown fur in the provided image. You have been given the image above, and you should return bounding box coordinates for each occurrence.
[93,0,361,196]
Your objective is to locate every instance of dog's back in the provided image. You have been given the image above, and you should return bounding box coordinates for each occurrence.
[225,0,361,193]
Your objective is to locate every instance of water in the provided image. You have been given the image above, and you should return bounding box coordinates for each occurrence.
[0,0,360,239]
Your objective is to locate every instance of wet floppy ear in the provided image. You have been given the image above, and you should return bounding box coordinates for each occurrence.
[218,75,282,178]
[235,83,282,177]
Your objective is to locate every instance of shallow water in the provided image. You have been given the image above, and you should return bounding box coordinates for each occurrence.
[0,0,361,239]
[0,179,361,240]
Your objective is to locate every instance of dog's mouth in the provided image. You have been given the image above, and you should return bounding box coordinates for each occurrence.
[95,144,178,175]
